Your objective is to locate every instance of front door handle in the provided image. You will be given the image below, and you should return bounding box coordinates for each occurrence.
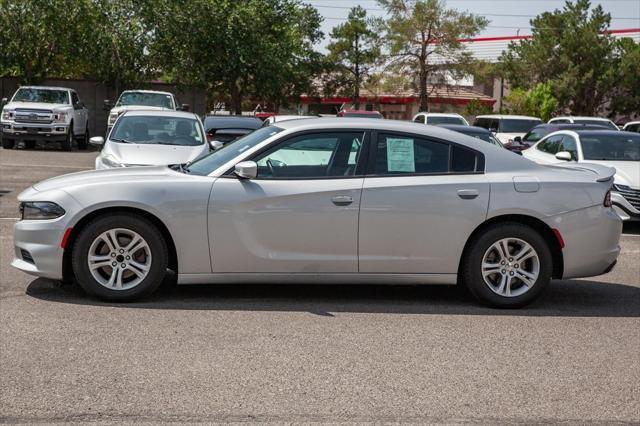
[457,189,479,199]
[331,195,353,206]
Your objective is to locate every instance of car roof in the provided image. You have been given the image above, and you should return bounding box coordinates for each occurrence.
[18,86,71,91]
[475,114,541,120]
[122,110,199,119]
[204,115,262,129]
[339,110,382,115]
[531,123,610,130]
[550,116,613,121]
[437,124,489,133]
[121,89,174,96]
[416,112,464,117]
[572,130,634,137]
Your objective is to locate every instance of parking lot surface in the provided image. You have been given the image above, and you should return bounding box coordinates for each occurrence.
[1,147,639,424]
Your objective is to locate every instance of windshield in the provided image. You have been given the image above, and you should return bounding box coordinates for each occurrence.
[461,131,502,146]
[116,92,174,109]
[188,126,283,176]
[523,129,547,143]
[427,116,466,125]
[340,113,382,118]
[573,119,618,130]
[110,115,204,146]
[581,134,640,161]
[12,88,69,104]
[499,119,541,133]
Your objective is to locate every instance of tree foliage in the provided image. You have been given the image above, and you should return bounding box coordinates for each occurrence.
[377,0,487,112]
[609,38,640,116]
[325,6,381,108]
[499,0,620,115]
[504,82,558,121]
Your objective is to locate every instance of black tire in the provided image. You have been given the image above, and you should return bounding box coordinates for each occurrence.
[77,126,89,150]
[71,213,169,302]
[462,222,552,308]
[2,138,14,149]
[25,140,36,149]
[62,126,73,151]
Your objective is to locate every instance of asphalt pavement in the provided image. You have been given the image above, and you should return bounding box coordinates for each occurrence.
[1,146,639,424]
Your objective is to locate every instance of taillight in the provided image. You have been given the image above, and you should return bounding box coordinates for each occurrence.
[604,190,612,207]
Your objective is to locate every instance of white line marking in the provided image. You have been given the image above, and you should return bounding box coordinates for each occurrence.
[0,217,19,220]
[0,163,90,170]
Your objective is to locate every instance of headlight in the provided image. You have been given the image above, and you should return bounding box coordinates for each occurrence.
[19,202,66,220]
[52,112,67,123]
[100,154,124,168]
[2,110,13,120]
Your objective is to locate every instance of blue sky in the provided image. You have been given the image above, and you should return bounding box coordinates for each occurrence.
[307,0,640,50]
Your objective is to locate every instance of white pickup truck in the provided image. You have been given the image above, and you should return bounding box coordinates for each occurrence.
[1,86,89,150]
[104,90,188,134]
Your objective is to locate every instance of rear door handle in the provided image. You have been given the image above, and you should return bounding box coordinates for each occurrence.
[457,189,479,199]
[331,195,353,206]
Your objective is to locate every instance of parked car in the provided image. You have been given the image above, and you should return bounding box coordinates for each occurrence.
[203,115,262,147]
[548,116,618,130]
[473,115,542,145]
[436,124,503,148]
[13,118,622,308]
[261,115,319,127]
[104,90,186,134]
[622,121,640,133]
[1,86,89,150]
[413,112,469,126]
[91,110,210,169]
[523,130,640,221]
[506,123,610,153]
[337,109,383,118]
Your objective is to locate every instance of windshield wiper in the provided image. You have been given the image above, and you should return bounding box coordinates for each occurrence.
[111,138,134,144]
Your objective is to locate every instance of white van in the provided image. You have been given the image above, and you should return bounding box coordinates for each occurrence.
[473,114,542,145]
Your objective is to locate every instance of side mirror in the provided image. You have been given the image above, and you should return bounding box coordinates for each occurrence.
[89,136,105,146]
[1,97,7,107]
[490,128,498,134]
[234,161,257,179]
[103,99,112,111]
[513,136,522,143]
[555,151,572,161]
[180,104,190,111]
[209,140,223,150]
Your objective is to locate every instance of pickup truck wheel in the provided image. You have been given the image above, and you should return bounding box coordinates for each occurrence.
[62,127,73,151]
[25,141,36,149]
[77,126,89,150]
[2,138,15,149]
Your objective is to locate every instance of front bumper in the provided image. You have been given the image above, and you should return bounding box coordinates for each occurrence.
[611,191,640,221]
[2,122,68,142]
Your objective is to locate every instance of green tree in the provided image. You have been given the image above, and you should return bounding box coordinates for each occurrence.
[377,0,487,112]
[148,0,323,114]
[463,99,492,119]
[0,0,91,82]
[326,6,380,109]
[504,83,558,121]
[499,0,617,115]
[609,38,640,116]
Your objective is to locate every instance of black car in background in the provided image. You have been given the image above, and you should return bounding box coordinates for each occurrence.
[506,123,609,153]
[203,116,263,146]
[436,124,504,148]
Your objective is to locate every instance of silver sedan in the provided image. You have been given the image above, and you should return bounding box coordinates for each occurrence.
[12,119,622,307]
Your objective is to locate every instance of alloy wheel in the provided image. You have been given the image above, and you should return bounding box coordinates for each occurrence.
[87,228,152,290]
[481,237,540,297]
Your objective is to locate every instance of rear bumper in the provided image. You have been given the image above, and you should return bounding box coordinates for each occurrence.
[552,205,622,279]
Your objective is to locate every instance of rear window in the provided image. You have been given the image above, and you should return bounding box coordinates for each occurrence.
[499,119,541,133]
[573,119,618,130]
[426,116,466,125]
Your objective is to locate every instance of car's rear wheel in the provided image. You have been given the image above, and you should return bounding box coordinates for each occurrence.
[462,223,552,308]
[71,214,168,302]
[2,138,14,149]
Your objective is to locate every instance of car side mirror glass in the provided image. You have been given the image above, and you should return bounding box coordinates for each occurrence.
[1,97,7,107]
[513,136,522,143]
[234,161,257,179]
[103,99,112,111]
[181,104,190,111]
[555,151,572,161]
[209,140,223,150]
[89,136,105,146]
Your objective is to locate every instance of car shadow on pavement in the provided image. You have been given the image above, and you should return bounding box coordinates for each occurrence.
[623,222,640,235]
[25,277,640,317]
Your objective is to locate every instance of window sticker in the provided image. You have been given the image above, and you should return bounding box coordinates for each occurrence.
[386,138,415,172]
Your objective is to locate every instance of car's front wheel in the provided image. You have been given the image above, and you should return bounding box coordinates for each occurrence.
[61,127,73,151]
[462,223,552,308]
[71,214,168,302]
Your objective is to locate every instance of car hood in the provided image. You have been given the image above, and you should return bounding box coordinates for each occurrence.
[585,160,640,189]
[5,101,69,111]
[33,166,175,192]
[110,105,171,114]
[107,143,208,166]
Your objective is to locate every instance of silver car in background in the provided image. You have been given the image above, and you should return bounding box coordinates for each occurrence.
[12,119,622,308]
[92,110,211,169]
